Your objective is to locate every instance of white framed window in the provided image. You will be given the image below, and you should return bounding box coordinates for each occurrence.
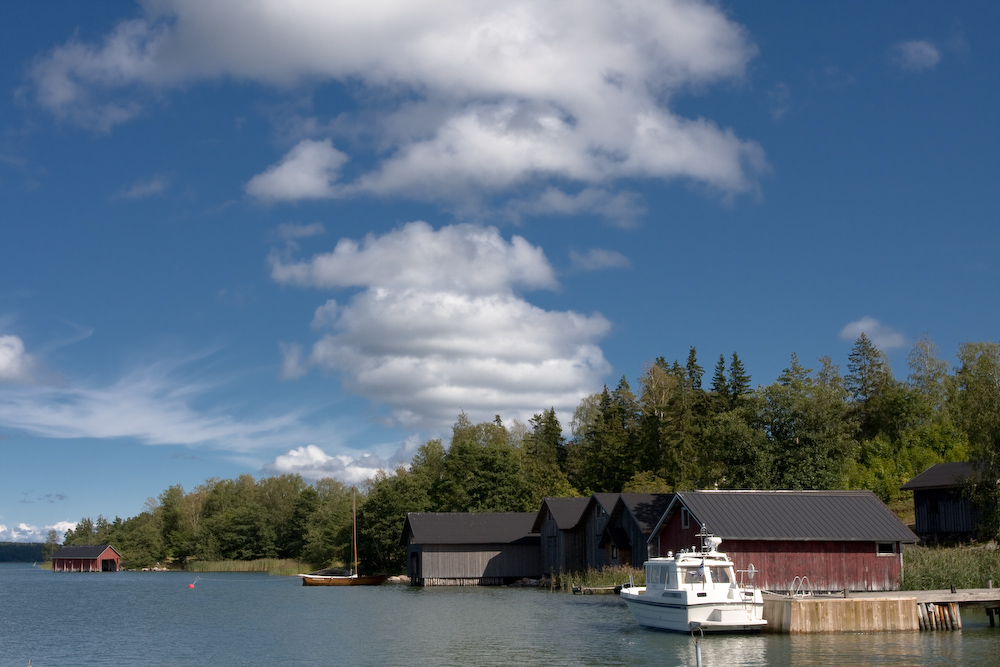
[681,507,690,529]
[876,542,896,557]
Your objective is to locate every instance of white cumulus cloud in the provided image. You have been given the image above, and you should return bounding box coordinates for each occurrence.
[245,139,348,201]
[0,520,78,543]
[839,317,907,350]
[272,222,611,429]
[264,444,393,484]
[31,0,766,210]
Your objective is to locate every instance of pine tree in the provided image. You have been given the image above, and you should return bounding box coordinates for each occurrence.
[846,333,898,440]
[686,346,704,390]
[711,354,730,410]
[728,352,752,408]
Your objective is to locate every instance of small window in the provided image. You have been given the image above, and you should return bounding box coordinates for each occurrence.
[611,546,618,560]
[710,566,731,584]
[681,567,704,584]
[927,498,939,515]
[681,508,690,529]
[877,542,895,557]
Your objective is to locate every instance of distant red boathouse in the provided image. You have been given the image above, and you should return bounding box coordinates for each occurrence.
[51,544,122,572]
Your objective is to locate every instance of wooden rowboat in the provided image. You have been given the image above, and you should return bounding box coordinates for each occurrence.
[298,572,389,586]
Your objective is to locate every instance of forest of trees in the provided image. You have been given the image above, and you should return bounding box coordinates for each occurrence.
[61,335,1000,573]
[0,542,45,562]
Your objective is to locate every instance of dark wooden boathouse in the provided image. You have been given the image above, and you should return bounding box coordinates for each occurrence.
[901,462,978,543]
[51,544,122,572]
[533,497,590,575]
[400,512,540,586]
[650,490,917,593]
[584,492,620,570]
[599,493,673,568]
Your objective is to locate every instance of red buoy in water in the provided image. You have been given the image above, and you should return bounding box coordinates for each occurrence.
[188,583,195,588]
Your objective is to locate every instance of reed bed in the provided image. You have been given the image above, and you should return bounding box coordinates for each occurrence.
[902,544,1000,590]
[557,565,644,591]
[186,558,309,576]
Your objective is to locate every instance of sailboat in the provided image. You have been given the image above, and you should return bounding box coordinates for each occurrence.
[298,489,388,587]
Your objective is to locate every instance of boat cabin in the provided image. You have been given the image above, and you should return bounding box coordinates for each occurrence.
[645,557,734,590]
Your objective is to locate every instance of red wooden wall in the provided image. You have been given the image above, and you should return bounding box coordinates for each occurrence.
[53,546,121,572]
[654,509,902,592]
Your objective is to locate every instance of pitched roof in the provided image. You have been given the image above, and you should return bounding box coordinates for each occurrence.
[618,493,674,534]
[655,490,917,543]
[399,512,538,546]
[51,544,121,559]
[900,462,975,490]
[531,496,590,532]
[592,492,621,514]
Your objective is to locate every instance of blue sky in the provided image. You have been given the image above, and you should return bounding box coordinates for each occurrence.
[1,1,997,541]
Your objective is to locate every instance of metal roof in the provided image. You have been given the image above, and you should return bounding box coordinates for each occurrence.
[531,496,590,532]
[663,490,917,543]
[900,462,975,490]
[592,492,621,514]
[51,544,121,559]
[399,512,538,546]
[618,493,674,534]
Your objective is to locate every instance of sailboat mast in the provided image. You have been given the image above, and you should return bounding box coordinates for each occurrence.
[351,489,358,574]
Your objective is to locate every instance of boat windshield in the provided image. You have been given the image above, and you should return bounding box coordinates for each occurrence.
[710,566,732,584]
[680,567,704,585]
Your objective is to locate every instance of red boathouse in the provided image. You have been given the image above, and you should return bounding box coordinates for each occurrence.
[649,490,918,593]
[51,544,122,572]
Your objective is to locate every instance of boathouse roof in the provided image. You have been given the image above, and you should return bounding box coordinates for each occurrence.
[399,512,538,546]
[592,492,621,514]
[652,490,917,544]
[618,493,674,534]
[531,496,590,532]
[900,462,975,490]
[51,544,122,560]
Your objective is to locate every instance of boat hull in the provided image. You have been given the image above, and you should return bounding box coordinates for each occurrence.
[298,574,388,587]
[620,589,765,633]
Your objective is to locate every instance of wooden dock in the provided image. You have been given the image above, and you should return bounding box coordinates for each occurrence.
[762,588,1000,634]
[572,585,621,595]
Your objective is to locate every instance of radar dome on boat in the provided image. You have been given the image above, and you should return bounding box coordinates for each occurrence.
[709,536,723,550]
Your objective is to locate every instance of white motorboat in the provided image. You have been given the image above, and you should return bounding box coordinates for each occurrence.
[620,526,766,633]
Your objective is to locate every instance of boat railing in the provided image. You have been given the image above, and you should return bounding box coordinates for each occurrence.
[736,563,758,591]
[791,575,812,597]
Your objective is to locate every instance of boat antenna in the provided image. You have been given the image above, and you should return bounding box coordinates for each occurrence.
[697,523,713,552]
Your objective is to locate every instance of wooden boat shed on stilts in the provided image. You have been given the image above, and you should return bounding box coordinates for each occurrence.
[51,544,122,572]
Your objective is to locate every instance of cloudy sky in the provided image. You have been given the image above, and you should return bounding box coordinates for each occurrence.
[2,1,997,541]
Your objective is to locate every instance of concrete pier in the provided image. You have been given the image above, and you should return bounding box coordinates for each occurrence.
[763,595,919,634]
[762,588,1000,634]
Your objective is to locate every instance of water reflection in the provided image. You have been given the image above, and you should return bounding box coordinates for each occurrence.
[0,564,995,667]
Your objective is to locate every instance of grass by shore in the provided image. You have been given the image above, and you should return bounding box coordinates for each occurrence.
[902,543,1000,590]
[185,558,311,576]
[556,565,644,591]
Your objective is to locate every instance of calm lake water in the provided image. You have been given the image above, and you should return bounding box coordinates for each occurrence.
[0,563,996,666]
